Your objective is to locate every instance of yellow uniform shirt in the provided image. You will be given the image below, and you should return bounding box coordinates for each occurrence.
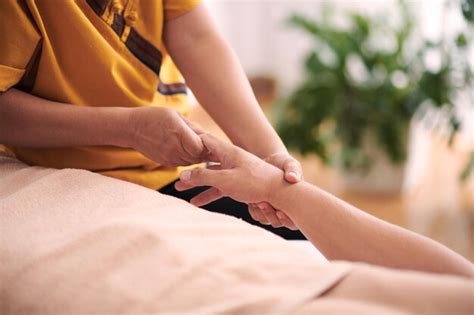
[0,0,201,189]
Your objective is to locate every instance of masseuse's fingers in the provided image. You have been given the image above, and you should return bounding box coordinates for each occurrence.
[265,153,303,184]
[248,204,269,224]
[200,133,238,166]
[177,117,206,163]
[190,187,223,207]
[282,158,303,184]
[250,204,297,230]
[276,211,298,230]
[181,115,207,136]
[256,202,283,228]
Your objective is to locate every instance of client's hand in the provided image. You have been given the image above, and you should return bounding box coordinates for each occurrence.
[175,134,296,229]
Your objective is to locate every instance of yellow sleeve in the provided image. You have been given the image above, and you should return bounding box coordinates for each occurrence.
[163,0,202,21]
[0,1,41,92]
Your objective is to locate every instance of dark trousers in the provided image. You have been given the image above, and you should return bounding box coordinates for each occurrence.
[159,180,305,240]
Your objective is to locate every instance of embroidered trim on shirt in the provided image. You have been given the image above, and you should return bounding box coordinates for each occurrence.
[111,13,125,36]
[85,0,187,95]
[86,0,162,76]
[125,27,163,76]
[158,82,188,95]
[86,0,109,16]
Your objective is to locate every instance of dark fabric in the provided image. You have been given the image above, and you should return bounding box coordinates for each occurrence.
[157,82,187,96]
[86,0,110,16]
[125,27,163,76]
[159,180,306,240]
[111,14,125,37]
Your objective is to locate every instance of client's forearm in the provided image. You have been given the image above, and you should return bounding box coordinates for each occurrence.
[269,180,474,277]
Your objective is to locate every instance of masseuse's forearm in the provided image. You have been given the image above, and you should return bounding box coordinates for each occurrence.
[0,88,131,148]
[164,5,286,158]
[269,180,474,277]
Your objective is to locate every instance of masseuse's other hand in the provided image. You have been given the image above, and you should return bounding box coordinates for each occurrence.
[265,152,303,183]
[248,152,301,230]
[129,107,205,167]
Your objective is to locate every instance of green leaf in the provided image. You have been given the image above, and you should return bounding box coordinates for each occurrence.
[277,1,464,172]
[461,0,474,23]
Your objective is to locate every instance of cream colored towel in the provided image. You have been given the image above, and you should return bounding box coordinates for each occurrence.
[295,262,473,315]
[2,155,472,315]
[0,155,348,314]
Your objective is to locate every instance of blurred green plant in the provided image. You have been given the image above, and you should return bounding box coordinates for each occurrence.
[459,0,474,182]
[275,0,472,172]
[461,0,474,22]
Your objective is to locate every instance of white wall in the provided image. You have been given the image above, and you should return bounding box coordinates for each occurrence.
[206,0,471,93]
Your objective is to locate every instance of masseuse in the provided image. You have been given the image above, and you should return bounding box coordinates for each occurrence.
[177,134,474,277]
[0,1,300,238]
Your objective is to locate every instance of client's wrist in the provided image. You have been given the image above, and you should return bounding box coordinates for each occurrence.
[265,172,309,220]
[263,166,289,204]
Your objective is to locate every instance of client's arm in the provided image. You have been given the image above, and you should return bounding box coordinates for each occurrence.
[177,134,474,277]
[271,181,473,277]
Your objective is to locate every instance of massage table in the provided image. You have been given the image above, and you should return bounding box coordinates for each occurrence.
[0,154,472,314]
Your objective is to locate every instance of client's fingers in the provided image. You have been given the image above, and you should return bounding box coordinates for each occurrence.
[190,187,223,207]
[175,164,222,191]
[180,168,228,188]
[257,202,283,228]
[174,180,194,191]
[276,211,298,231]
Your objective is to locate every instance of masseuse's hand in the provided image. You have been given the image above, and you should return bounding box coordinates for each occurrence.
[175,134,296,228]
[248,152,301,230]
[129,107,205,167]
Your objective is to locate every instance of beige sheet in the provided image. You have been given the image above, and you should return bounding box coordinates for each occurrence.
[296,263,473,315]
[0,155,348,314]
[1,155,472,315]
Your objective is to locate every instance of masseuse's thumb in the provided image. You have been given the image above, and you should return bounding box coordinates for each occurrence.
[176,115,206,163]
[181,132,205,163]
[200,133,235,164]
[180,168,228,188]
[283,158,303,183]
[182,116,207,135]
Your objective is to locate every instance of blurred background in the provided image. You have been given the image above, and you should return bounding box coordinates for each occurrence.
[190,0,474,259]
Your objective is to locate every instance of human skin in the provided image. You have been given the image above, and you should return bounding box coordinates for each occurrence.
[0,89,207,167]
[0,3,299,226]
[164,3,302,226]
[176,134,474,277]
